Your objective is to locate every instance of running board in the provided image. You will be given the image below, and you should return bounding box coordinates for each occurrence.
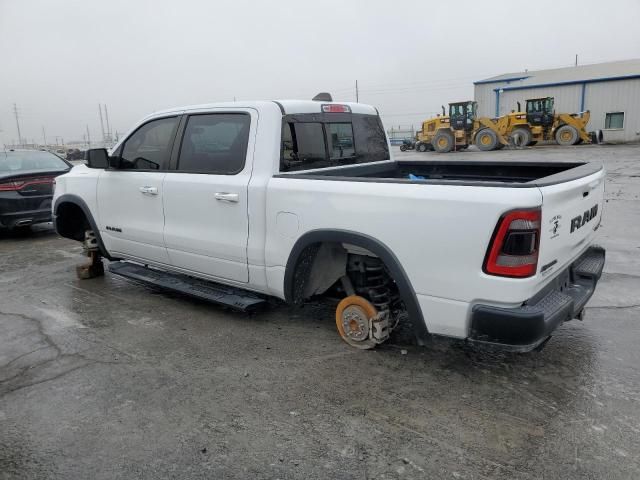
[108,262,266,312]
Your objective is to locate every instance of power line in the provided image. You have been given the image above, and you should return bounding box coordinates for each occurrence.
[98,104,106,142]
[357,80,475,95]
[104,104,112,141]
[381,111,440,117]
[352,74,484,92]
[330,75,480,97]
[13,103,22,146]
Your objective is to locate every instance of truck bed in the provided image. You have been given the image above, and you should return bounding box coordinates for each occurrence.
[278,160,603,188]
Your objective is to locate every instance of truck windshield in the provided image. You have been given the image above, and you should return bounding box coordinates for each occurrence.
[280,113,389,172]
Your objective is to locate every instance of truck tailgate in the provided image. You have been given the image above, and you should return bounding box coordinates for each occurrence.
[537,167,605,276]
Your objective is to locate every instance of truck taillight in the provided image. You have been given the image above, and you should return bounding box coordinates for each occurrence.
[484,209,541,278]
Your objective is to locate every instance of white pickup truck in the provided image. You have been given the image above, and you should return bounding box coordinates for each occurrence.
[53,96,605,351]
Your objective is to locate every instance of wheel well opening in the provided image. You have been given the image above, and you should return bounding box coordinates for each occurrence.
[55,202,90,241]
[286,234,430,344]
[290,241,403,312]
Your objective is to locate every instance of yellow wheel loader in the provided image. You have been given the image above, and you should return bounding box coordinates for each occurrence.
[497,97,602,147]
[416,101,508,153]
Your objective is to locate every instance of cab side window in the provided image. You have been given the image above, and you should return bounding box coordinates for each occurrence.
[120,116,179,170]
[177,113,251,174]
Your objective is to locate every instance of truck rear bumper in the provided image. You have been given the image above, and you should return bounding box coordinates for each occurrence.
[468,246,605,352]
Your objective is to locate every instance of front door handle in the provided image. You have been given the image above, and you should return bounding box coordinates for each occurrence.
[139,186,158,195]
[214,192,239,203]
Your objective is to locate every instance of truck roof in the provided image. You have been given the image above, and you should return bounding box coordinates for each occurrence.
[145,100,378,120]
[274,100,378,115]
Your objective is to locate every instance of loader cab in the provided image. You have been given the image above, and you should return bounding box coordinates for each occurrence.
[449,101,477,131]
[526,97,554,128]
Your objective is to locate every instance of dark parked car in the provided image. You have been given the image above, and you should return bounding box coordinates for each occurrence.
[0,149,71,230]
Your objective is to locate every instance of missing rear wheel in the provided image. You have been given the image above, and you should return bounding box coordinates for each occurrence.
[335,295,379,349]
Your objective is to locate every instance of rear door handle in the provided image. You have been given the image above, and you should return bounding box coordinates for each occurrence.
[139,186,158,195]
[214,192,239,203]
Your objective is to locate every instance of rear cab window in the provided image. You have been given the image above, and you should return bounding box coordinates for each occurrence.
[280,112,389,172]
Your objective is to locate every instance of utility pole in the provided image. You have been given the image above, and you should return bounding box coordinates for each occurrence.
[13,103,22,146]
[86,124,91,147]
[355,80,359,103]
[104,104,111,141]
[98,104,106,142]
[42,126,47,146]
[575,54,578,66]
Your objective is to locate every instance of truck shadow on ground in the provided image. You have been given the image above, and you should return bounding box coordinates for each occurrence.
[64,268,601,387]
[99,280,601,379]
[285,299,600,378]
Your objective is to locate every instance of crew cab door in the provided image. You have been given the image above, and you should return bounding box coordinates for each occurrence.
[97,116,180,265]
[537,168,605,276]
[162,109,256,283]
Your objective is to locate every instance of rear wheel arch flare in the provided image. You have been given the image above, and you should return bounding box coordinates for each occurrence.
[283,229,429,342]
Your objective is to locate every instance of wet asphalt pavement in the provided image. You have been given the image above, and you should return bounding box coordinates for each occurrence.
[1,144,639,479]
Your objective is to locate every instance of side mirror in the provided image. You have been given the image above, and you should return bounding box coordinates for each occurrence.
[84,148,109,169]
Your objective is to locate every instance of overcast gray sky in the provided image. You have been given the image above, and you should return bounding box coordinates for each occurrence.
[1,0,639,146]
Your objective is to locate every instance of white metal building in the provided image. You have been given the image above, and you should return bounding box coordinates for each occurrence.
[474,59,640,143]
